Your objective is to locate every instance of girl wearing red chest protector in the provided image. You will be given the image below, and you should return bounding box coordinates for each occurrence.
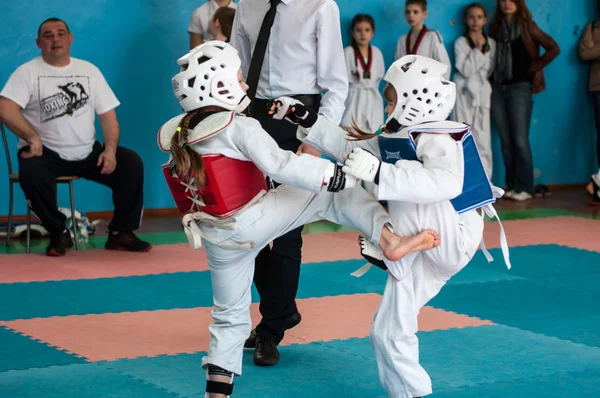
[158,41,440,398]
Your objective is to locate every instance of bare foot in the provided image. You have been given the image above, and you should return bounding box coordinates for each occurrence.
[381,230,439,262]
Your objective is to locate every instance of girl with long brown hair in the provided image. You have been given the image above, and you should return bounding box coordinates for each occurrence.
[159,41,439,398]
[489,0,560,201]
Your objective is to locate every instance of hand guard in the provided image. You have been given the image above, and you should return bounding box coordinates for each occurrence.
[271,96,318,128]
[342,148,382,184]
[323,163,357,193]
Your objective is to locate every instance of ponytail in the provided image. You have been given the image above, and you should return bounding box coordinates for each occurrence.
[346,82,397,141]
[345,119,379,141]
[169,109,207,189]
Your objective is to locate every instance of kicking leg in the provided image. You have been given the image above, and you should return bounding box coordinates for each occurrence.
[301,186,439,261]
[235,185,439,266]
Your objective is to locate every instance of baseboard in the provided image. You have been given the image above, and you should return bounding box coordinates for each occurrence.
[0,207,180,223]
[0,182,590,223]
[539,183,587,191]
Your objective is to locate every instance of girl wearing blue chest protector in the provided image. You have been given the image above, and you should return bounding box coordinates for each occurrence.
[272,54,511,398]
[159,43,443,398]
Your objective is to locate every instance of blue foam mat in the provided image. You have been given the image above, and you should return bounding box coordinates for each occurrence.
[0,326,86,372]
[0,246,522,321]
[465,369,600,398]
[0,362,178,397]
[95,325,600,397]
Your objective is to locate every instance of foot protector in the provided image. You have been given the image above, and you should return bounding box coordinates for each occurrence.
[351,235,388,277]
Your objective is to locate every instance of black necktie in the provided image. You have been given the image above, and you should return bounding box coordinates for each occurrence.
[246,0,281,115]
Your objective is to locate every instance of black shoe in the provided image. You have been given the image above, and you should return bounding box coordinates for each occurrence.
[254,337,280,366]
[244,329,257,349]
[534,184,551,197]
[281,310,302,331]
[105,231,152,252]
[46,230,74,257]
[244,311,302,349]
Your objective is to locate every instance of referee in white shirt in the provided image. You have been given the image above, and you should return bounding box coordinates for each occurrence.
[231,0,348,367]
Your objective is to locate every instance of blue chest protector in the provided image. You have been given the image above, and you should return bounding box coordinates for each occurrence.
[377,121,495,214]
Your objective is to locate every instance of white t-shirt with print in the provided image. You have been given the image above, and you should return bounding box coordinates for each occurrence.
[188,0,238,43]
[0,57,120,160]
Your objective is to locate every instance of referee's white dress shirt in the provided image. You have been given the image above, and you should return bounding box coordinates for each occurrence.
[230,0,348,124]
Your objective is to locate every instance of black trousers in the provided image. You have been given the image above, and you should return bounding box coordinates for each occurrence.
[17,141,144,235]
[593,92,600,169]
[251,94,321,345]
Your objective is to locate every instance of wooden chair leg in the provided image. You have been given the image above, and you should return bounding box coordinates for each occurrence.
[69,181,79,250]
[7,183,13,245]
[26,205,31,254]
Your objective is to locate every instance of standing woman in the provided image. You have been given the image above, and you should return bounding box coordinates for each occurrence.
[578,0,600,204]
[341,14,386,133]
[489,0,559,201]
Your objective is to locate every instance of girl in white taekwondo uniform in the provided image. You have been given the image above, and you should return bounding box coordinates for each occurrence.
[157,42,440,398]
[272,55,511,398]
[452,2,496,179]
[340,14,386,133]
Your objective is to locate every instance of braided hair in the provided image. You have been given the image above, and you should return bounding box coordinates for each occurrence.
[169,109,206,189]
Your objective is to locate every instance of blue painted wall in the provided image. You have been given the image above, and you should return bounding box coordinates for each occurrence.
[0,0,596,216]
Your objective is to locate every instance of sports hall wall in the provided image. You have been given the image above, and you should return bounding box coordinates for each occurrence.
[0,0,595,215]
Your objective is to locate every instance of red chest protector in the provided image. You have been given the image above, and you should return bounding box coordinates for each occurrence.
[159,112,268,218]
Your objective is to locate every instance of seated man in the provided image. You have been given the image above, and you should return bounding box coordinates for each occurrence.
[0,17,152,256]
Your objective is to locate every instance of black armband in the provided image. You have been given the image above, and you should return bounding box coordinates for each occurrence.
[326,164,347,192]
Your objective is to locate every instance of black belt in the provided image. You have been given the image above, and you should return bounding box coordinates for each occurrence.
[249,94,321,116]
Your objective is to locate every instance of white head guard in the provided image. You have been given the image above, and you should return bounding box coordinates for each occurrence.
[384,55,456,128]
[172,41,250,113]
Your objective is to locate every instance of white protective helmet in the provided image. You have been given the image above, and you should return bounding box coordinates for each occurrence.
[172,41,250,113]
[384,55,456,128]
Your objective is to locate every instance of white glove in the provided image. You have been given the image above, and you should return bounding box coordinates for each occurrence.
[271,96,318,127]
[342,148,382,184]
